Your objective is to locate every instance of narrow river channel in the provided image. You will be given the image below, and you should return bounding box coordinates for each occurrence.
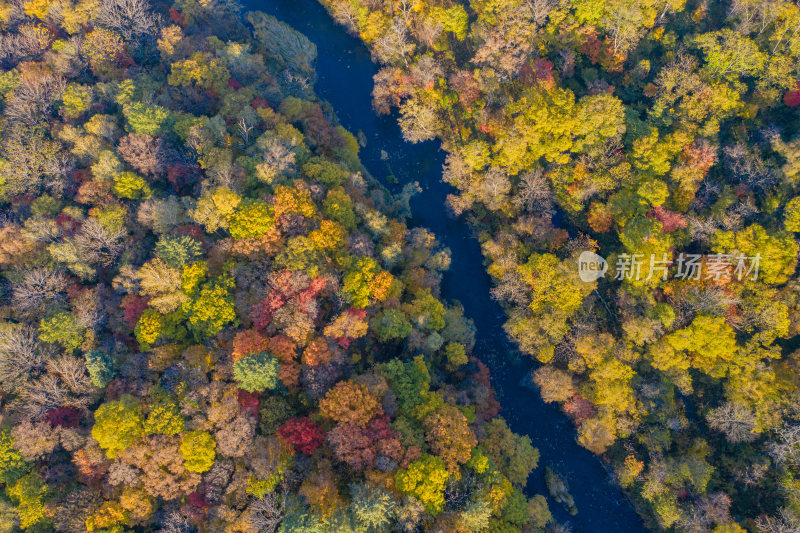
[258,2,649,530]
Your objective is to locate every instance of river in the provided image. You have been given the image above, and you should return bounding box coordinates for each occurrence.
[256,2,649,530]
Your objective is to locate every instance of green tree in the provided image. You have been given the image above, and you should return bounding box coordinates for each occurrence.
[303,158,350,187]
[377,356,431,415]
[84,350,115,388]
[527,494,552,529]
[91,150,124,181]
[39,310,84,351]
[342,256,382,308]
[123,102,170,135]
[444,342,468,370]
[233,352,280,392]
[371,309,413,342]
[190,186,241,233]
[154,234,202,269]
[658,315,739,378]
[692,30,766,82]
[519,253,586,316]
[403,290,446,331]
[481,418,539,486]
[459,499,492,532]
[323,188,356,229]
[0,497,19,533]
[499,489,529,526]
[135,308,166,349]
[785,197,800,232]
[429,5,468,39]
[168,52,231,94]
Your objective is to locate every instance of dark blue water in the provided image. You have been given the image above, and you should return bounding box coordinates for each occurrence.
[257,2,648,530]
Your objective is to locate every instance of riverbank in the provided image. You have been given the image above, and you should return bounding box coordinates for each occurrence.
[257,2,649,530]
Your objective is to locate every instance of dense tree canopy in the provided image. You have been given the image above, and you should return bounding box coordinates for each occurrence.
[0,2,548,531]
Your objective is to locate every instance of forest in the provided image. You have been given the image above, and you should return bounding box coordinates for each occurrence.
[310,0,800,531]
[0,0,554,531]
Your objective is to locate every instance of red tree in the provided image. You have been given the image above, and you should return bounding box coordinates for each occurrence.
[45,406,83,427]
[563,396,596,425]
[278,417,325,454]
[784,82,800,107]
[237,389,260,416]
[121,294,149,327]
[648,206,687,233]
[326,423,374,469]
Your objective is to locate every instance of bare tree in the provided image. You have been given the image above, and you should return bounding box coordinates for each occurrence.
[720,198,759,231]
[246,490,288,533]
[96,0,160,41]
[412,18,442,49]
[255,136,297,183]
[1,129,72,197]
[373,17,414,66]
[398,99,438,143]
[680,492,733,533]
[0,24,55,65]
[671,286,739,322]
[237,117,254,146]
[16,374,73,420]
[770,424,800,467]
[724,143,778,192]
[117,133,171,176]
[331,2,359,34]
[154,507,193,533]
[490,272,530,307]
[686,214,722,244]
[477,166,512,211]
[513,169,554,214]
[733,460,769,487]
[46,356,94,397]
[525,0,557,25]
[73,218,126,268]
[706,402,758,443]
[0,326,56,393]
[398,0,414,23]
[4,75,65,126]
[756,509,800,533]
[728,0,781,36]
[73,286,109,331]
[11,268,68,320]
